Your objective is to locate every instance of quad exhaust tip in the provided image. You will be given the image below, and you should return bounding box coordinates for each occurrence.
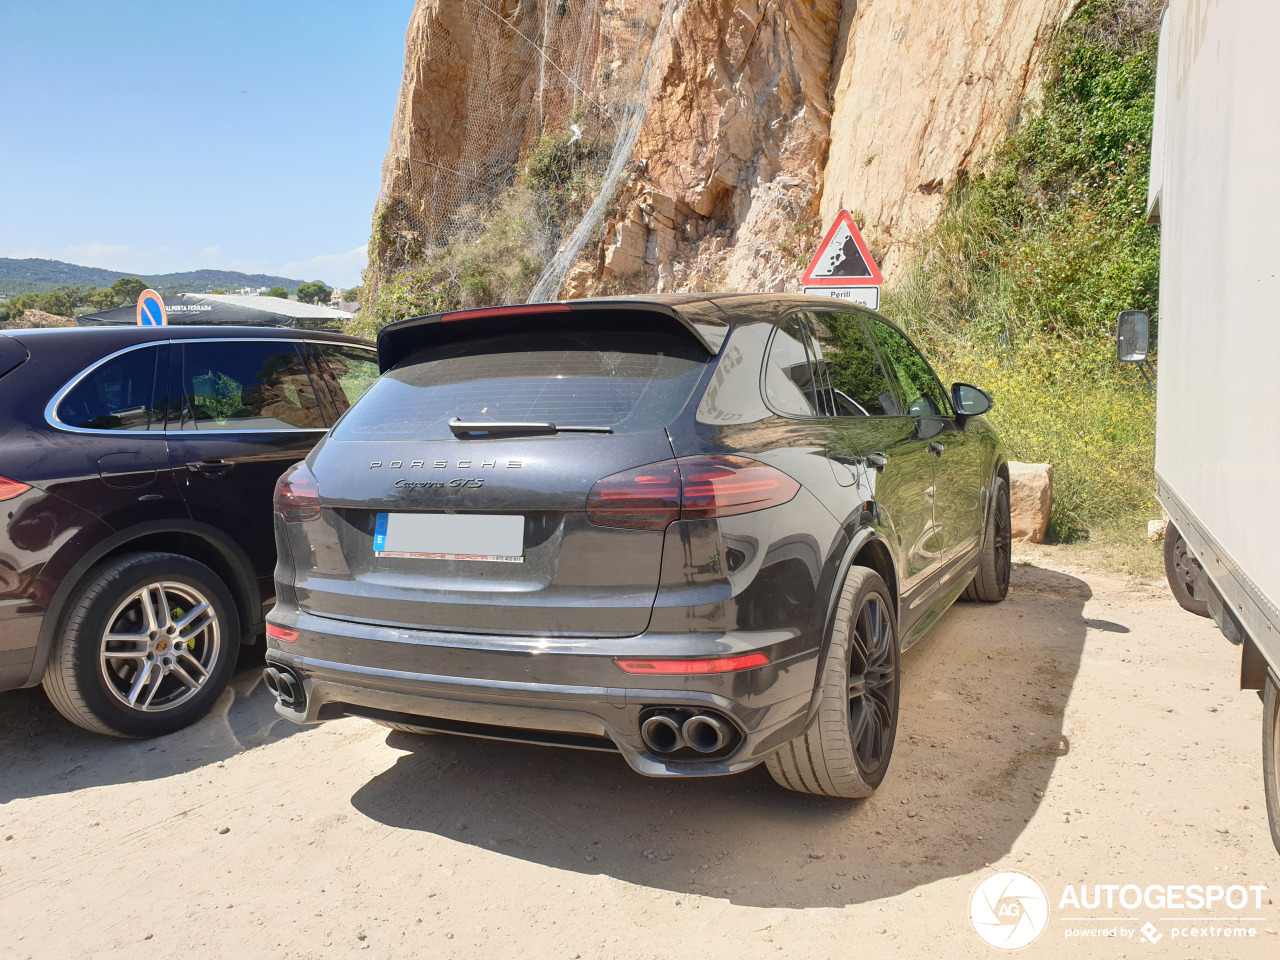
[683,714,729,754]
[639,709,737,757]
[263,665,305,710]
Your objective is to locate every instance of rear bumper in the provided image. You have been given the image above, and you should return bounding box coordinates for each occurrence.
[265,609,820,777]
[0,601,41,690]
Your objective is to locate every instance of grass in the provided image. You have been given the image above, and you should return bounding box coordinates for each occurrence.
[878,0,1166,562]
[355,190,546,338]
[360,122,611,332]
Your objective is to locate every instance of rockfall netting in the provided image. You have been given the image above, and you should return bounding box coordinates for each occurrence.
[367,0,684,309]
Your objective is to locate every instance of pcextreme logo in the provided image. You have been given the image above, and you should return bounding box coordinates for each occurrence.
[970,871,1050,950]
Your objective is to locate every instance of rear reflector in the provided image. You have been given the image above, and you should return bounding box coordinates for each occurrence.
[273,462,321,522]
[614,652,770,675]
[0,476,31,501]
[586,456,799,531]
[266,623,299,643]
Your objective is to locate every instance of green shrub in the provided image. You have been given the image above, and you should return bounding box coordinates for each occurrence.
[879,0,1165,541]
[354,191,545,338]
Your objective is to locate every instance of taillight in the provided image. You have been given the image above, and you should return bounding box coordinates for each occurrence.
[614,652,770,675]
[584,461,681,530]
[273,462,320,522]
[677,456,801,519]
[0,476,31,501]
[586,456,799,530]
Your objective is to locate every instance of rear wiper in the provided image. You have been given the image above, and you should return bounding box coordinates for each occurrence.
[448,419,613,438]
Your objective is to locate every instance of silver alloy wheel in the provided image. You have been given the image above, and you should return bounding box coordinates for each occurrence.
[97,581,221,712]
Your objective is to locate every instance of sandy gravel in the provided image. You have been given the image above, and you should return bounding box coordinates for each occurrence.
[2,556,1278,959]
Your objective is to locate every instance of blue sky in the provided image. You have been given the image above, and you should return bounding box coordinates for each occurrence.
[0,0,415,288]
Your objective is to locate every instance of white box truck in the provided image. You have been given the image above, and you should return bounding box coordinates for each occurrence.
[1135,0,1280,854]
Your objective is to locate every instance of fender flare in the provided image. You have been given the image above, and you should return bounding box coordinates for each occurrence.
[980,458,1010,549]
[25,519,261,687]
[796,525,900,734]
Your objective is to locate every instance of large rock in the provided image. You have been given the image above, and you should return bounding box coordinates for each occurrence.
[1008,461,1053,543]
[370,0,1079,295]
[823,0,1077,275]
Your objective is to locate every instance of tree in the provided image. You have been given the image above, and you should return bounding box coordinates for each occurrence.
[41,290,75,318]
[87,287,121,311]
[110,277,148,304]
[341,285,362,304]
[266,286,289,299]
[296,281,333,305]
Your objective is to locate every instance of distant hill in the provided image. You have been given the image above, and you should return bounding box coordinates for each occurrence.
[0,258,317,297]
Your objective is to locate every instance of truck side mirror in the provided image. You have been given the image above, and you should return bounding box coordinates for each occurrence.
[1117,310,1150,362]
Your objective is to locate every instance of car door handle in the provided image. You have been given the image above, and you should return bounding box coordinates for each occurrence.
[864,451,888,472]
[187,459,235,477]
[926,442,945,457]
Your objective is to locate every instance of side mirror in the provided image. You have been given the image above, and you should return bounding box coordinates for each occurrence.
[952,382,993,418]
[1117,310,1149,362]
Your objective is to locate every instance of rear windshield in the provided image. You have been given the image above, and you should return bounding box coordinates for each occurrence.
[334,328,709,440]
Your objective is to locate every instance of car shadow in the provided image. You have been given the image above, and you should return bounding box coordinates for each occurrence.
[349,563,1093,908]
[0,647,300,803]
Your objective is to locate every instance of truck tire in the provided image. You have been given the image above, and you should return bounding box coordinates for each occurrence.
[767,566,899,799]
[1264,676,1280,856]
[1163,523,1211,618]
[43,552,240,737]
[964,475,1011,602]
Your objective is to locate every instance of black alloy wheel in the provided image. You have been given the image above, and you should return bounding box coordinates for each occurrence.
[849,592,897,776]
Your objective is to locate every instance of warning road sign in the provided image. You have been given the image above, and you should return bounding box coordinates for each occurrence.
[802,286,880,310]
[801,210,883,287]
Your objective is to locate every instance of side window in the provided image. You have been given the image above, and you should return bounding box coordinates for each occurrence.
[177,341,325,431]
[56,345,163,431]
[804,311,899,417]
[862,317,952,418]
[763,317,819,417]
[311,344,380,417]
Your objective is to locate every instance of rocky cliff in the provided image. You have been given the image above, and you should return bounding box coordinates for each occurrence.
[370,0,1079,302]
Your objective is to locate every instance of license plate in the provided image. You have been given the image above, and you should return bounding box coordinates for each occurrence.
[374,513,524,563]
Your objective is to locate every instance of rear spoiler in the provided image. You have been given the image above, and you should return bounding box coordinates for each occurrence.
[375,299,729,372]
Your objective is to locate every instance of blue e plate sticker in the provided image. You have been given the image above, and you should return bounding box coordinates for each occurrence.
[373,512,389,552]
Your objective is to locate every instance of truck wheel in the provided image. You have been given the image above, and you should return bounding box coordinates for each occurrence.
[1163,523,1211,618]
[766,566,899,798]
[964,475,1011,602]
[43,552,240,737]
[1264,677,1280,856]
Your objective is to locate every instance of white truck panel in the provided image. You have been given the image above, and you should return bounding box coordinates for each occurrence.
[1153,0,1280,663]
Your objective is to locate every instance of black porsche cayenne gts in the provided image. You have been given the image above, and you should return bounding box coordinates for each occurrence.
[265,294,1011,797]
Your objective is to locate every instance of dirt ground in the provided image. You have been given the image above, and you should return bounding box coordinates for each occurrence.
[2,552,1278,959]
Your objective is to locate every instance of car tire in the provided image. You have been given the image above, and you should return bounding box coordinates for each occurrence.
[1264,676,1280,856]
[766,566,899,799]
[42,552,240,738]
[1163,523,1212,618]
[964,474,1011,603]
